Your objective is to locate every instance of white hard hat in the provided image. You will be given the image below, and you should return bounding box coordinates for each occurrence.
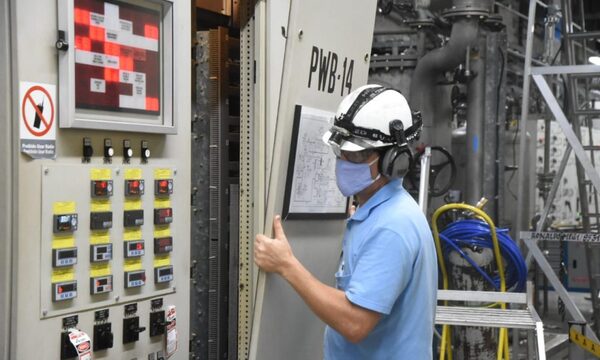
[322,84,419,152]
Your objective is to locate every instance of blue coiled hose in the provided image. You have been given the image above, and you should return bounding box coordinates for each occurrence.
[439,219,527,292]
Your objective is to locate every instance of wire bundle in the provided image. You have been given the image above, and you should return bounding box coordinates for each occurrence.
[439,219,527,293]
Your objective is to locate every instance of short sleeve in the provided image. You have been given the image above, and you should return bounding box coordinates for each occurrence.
[345,228,416,315]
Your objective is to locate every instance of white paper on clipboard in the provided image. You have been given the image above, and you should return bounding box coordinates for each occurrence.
[286,105,346,215]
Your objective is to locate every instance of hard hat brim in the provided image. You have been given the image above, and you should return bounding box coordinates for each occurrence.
[321,130,388,152]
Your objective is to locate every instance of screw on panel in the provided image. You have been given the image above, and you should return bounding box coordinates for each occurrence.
[172,286,176,292]
[115,169,120,176]
[115,295,120,302]
[44,168,49,175]
[42,309,47,316]
[298,29,303,39]
[173,169,177,175]
[364,53,370,62]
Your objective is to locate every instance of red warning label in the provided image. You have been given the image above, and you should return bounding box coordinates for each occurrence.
[19,82,56,159]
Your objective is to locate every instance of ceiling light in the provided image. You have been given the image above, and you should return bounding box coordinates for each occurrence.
[589,56,600,65]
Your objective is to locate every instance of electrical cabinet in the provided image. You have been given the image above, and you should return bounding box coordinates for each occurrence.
[9,0,190,358]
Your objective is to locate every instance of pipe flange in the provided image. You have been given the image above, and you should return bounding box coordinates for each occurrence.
[441,5,490,20]
[406,18,435,29]
[483,14,505,32]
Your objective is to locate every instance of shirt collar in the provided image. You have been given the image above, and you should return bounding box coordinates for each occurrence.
[350,178,403,222]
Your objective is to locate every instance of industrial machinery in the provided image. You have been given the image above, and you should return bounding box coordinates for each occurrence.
[5,0,600,359]
[1,0,191,358]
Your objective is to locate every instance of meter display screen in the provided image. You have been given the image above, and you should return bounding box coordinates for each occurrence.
[125,179,144,196]
[53,248,78,267]
[53,281,78,301]
[154,179,173,195]
[154,265,173,283]
[154,236,173,254]
[91,180,113,198]
[53,214,78,233]
[153,208,173,225]
[73,0,161,114]
[124,240,144,258]
[125,270,145,288]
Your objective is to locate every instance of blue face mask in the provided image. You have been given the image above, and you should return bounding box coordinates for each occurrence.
[335,157,380,197]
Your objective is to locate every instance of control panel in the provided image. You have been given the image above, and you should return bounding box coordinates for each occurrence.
[10,0,189,358]
[38,164,182,358]
[42,165,177,313]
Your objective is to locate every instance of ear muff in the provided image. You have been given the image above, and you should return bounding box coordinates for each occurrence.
[381,119,413,178]
[381,145,413,178]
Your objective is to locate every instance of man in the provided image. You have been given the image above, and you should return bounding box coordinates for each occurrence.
[254,85,437,359]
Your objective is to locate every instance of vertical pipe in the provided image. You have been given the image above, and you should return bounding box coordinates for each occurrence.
[515,0,537,240]
[466,42,486,205]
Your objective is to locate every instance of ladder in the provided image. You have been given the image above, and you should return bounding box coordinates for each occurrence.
[561,0,600,335]
[517,0,600,338]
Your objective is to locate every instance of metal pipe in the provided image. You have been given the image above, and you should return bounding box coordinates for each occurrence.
[466,42,486,205]
[515,0,537,240]
[418,147,432,213]
[409,18,479,144]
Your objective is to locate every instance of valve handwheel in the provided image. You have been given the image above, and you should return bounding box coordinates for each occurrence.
[405,146,457,198]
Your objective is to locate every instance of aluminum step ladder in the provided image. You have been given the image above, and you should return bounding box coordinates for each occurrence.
[560,0,600,335]
[435,282,545,359]
[518,0,600,337]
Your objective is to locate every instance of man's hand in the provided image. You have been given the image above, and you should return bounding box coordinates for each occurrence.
[254,215,295,275]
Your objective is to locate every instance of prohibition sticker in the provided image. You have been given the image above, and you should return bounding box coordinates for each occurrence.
[19,82,56,159]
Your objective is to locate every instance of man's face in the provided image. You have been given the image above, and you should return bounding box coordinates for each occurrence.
[339,149,380,180]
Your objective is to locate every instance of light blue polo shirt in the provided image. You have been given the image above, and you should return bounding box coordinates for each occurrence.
[324,179,437,359]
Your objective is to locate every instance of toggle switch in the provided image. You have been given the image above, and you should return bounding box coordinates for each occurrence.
[149,310,167,337]
[141,140,150,163]
[93,323,114,351]
[123,139,133,164]
[123,316,146,343]
[83,137,93,163]
[104,138,114,163]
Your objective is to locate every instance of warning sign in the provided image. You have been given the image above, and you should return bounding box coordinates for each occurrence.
[20,82,56,159]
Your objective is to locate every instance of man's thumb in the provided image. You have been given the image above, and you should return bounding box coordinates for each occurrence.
[273,215,285,239]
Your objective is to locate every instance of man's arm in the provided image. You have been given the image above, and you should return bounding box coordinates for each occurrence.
[254,216,381,344]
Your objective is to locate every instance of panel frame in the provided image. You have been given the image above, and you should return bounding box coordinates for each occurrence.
[57,0,176,134]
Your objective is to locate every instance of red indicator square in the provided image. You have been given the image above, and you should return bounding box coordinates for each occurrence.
[136,243,143,250]
[75,36,91,51]
[146,97,159,111]
[89,26,105,42]
[144,24,159,40]
[74,8,90,25]
[120,56,134,71]
[104,68,119,82]
[104,42,120,56]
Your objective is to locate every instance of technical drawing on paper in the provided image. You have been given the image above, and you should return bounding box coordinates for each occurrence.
[288,106,347,214]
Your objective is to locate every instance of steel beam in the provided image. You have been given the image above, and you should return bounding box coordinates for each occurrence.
[526,145,572,268]
[532,74,600,196]
[530,64,600,75]
[522,233,599,343]
[566,31,600,39]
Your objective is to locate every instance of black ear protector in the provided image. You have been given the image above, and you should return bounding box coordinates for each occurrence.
[380,120,414,179]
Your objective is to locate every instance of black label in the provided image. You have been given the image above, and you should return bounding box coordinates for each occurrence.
[62,315,79,329]
[151,298,163,310]
[124,303,137,315]
[95,309,109,322]
[307,45,354,96]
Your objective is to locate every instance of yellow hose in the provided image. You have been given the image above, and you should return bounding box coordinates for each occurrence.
[432,203,509,360]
